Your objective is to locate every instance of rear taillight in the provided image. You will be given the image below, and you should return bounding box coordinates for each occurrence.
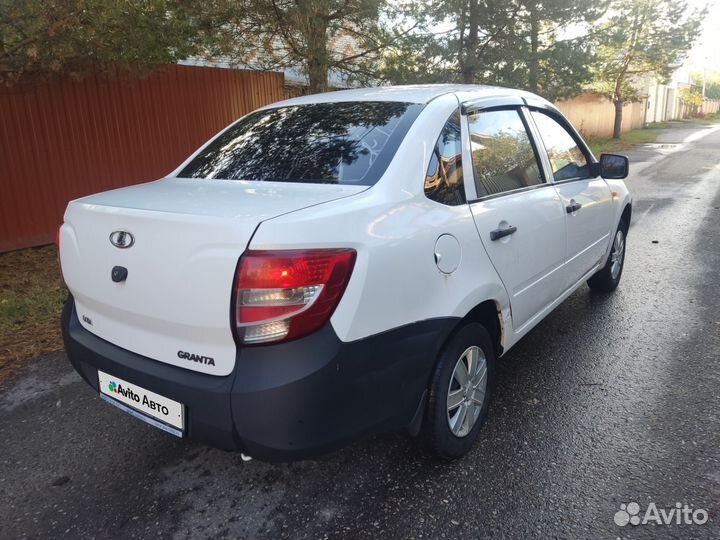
[234,248,356,344]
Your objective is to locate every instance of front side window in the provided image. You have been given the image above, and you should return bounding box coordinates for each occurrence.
[178,101,423,186]
[424,110,465,205]
[468,109,543,197]
[531,110,589,181]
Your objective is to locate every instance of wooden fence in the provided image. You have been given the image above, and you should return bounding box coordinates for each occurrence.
[0,66,285,252]
[703,99,720,115]
[555,92,647,139]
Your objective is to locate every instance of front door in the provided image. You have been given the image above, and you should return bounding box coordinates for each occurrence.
[528,109,614,285]
[465,108,567,331]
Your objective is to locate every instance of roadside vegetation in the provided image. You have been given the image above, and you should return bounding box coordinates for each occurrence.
[586,127,662,154]
[683,111,720,125]
[0,246,66,382]
[646,121,670,129]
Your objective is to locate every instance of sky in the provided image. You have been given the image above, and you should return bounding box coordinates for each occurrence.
[688,0,720,72]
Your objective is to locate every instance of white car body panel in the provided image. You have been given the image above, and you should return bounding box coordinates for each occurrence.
[60,178,365,375]
[59,84,632,377]
[553,178,614,285]
[468,188,567,331]
[249,94,513,345]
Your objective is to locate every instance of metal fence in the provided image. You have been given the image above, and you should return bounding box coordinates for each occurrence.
[0,66,285,252]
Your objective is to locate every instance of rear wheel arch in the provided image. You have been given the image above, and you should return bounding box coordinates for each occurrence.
[422,321,497,459]
[447,300,504,358]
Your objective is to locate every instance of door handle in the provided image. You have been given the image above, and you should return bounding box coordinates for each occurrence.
[490,225,517,241]
[566,201,582,213]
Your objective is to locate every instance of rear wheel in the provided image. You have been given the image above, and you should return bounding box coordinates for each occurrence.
[587,219,627,293]
[423,323,496,460]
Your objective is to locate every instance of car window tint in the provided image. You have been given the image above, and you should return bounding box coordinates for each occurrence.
[531,111,589,181]
[424,110,465,206]
[468,109,543,197]
[178,102,423,186]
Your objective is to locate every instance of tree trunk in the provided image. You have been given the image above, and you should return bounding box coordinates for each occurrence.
[299,1,329,93]
[613,99,623,139]
[528,2,540,94]
[307,58,329,93]
[612,73,626,139]
[461,0,480,84]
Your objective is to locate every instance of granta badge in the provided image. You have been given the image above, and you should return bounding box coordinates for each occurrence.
[178,350,216,366]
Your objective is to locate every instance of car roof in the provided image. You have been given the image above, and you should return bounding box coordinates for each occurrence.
[264,84,550,108]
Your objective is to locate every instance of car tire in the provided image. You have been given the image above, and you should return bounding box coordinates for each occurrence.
[587,218,628,293]
[423,323,496,460]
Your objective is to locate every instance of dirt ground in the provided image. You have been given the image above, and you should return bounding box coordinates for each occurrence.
[0,245,66,382]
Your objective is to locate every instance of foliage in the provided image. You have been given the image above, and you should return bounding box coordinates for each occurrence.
[0,0,224,83]
[691,70,720,100]
[679,87,703,108]
[585,127,659,154]
[205,0,410,93]
[379,0,603,101]
[0,0,711,101]
[591,0,704,137]
[504,37,597,101]
[585,79,642,103]
[509,0,606,98]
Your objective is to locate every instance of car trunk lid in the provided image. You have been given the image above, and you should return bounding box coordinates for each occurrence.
[59,177,365,376]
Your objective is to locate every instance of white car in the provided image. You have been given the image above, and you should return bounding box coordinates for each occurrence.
[59,84,631,461]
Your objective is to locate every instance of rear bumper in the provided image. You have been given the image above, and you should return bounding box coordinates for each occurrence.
[62,298,458,461]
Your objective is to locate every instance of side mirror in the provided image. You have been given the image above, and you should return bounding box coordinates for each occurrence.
[598,153,629,179]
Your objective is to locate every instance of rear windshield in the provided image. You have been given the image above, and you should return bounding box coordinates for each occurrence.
[177,101,423,186]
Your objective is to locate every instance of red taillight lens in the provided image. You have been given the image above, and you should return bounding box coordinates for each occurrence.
[234,249,356,344]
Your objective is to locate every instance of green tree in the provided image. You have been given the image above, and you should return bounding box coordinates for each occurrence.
[691,70,720,100]
[517,0,606,96]
[592,0,704,139]
[210,0,410,93]
[380,0,601,101]
[0,0,221,83]
[679,87,703,110]
[378,0,522,86]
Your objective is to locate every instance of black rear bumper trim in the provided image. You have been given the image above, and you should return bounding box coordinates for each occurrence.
[62,297,459,461]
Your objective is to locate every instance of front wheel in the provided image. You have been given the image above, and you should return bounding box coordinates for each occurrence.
[423,323,496,460]
[587,219,628,292]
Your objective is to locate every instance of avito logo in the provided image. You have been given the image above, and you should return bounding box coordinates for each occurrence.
[615,501,709,527]
[109,381,141,403]
[108,380,170,417]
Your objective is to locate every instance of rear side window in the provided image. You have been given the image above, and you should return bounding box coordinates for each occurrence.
[468,109,543,197]
[424,110,465,206]
[177,102,423,186]
[530,110,589,181]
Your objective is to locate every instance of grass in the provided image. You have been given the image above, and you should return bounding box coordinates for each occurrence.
[679,111,720,125]
[0,246,67,382]
[645,121,671,129]
[586,127,661,155]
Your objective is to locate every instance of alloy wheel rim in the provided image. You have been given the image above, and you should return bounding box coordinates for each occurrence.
[447,346,487,438]
[610,229,625,280]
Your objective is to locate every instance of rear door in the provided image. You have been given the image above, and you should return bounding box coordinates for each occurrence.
[464,107,567,331]
[528,109,614,286]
